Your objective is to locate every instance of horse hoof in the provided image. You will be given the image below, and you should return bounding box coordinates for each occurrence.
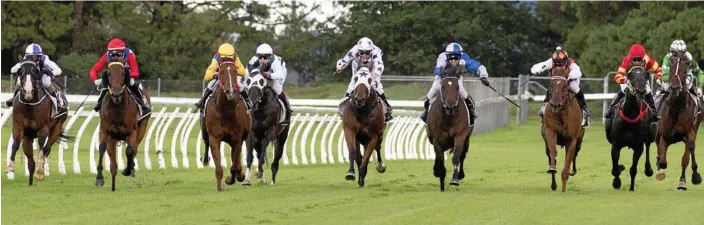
[449,179,460,186]
[256,171,263,178]
[225,176,235,185]
[546,168,557,174]
[121,169,135,177]
[6,172,15,180]
[345,173,355,181]
[644,167,654,177]
[656,170,666,181]
[358,180,365,187]
[612,178,622,189]
[618,165,626,172]
[35,173,45,181]
[95,178,105,187]
[692,173,702,185]
[200,157,209,166]
[376,164,387,173]
[236,173,246,182]
[458,171,466,181]
[550,183,557,191]
[677,186,687,191]
[259,177,266,184]
[241,179,251,186]
[570,170,577,176]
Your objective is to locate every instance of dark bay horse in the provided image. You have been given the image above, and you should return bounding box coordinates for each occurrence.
[6,60,71,186]
[201,58,251,191]
[604,66,655,191]
[424,65,473,192]
[95,62,151,191]
[540,65,585,192]
[242,68,289,185]
[339,67,387,187]
[655,54,702,190]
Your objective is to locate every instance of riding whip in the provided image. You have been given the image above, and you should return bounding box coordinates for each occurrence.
[72,88,96,116]
[486,84,521,108]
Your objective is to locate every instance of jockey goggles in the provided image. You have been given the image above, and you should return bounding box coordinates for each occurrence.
[258,54,271,60]
[448,54,460,61]
[359,50,371,56]
[108,51,124,59]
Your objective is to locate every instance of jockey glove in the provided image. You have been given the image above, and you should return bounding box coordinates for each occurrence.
[262,72,271,79]
[480,77,490,86]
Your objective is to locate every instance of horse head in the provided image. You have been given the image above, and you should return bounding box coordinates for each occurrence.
[245,68,270,110]
[548,65,571,114]
[626,66,649,99]
[668,54,689,99]
[218,58,240,100]
[351,67,375,109]
[16,60,41,102]
[107,62,127,104]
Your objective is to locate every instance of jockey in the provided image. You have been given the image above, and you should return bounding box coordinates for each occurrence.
[604,44,662,122]
[420,42,490,123]
[531,46,591,127]
[6,43,66,112]
[89,38,151,114]
[195,43,250,110]
[246,43,292,125]
[661,40,704,97]
[336,37,393,122]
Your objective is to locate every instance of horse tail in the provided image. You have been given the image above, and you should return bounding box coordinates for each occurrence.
[58,130,76,142]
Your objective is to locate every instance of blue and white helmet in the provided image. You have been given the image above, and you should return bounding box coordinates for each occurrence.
[24,43,43,56]
[445,42,462,55]
[356,37,374,52]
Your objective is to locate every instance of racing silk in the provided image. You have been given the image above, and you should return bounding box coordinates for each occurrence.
[10,55,62,76]
[433,52,488,78]
[89,48,139,81]
[336,45,384,77]
[533,58,582,80]
[615,54,662,84]
[204,53,245,81]
[661,52,704,83]
[246,54,287,80]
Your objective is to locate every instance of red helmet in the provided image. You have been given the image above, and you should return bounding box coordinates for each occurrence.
[107,38,126,51]
[628,44,646,58]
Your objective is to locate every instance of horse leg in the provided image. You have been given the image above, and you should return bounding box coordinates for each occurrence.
[450,135,466,186]
[6,129,23,180]
[629,145,644,191]
[544,129,558,191]
[458,136,469,180]
[358,136,378,188]
[200,122,211,166]
[22,137,36,186]
[656,135,669,181]
[432,142,446,192]
[375,135,386,173]
[242,134,255,186]
[225,138,246,185]
[43,120,65,158]
[678,133,695,191]
[35,135,48,180]
[271,130,288,185]
[107,139,118,192]
[560,140,577,192]
[644,143,654,177]
[611,144,625,189]
[121,132,138,177]
[571,138,583,176]
[257,139,270,184]
[95,139,107,187]
[208,136,223,191]
[343,128,357,181]
[687,131,702,185]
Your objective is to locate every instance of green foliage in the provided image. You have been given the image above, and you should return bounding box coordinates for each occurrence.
[56,52,100,78]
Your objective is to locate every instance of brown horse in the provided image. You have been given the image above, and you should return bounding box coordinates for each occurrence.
[6,60,71,186]
[540,65,585,192]
[339,67,387,187]
[655,54,703,190]
[424,65,473,192]
[95,61,151,191]
[200,58,251,191]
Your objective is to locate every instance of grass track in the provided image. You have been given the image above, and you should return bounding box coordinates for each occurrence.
[2,119,704,225]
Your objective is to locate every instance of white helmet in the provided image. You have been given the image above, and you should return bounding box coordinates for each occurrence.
[25,43,43,56]
[356,37,374,51]
[256,43,273,55]
[670,39,686,52]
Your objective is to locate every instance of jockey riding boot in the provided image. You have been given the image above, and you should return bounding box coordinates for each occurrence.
[604,91,625,119]
[465,97,478,124]
[539,89,551,117]
[129,84,151,115]
[94,89,107,112]
[379,93,394,122]
[239,89,253,110]
[277,92,293,125]
[420,99,430,123]
[5,88,19,107]
[575,91,591,127]
[195,88,214,110]
[46,85,67,113]
[645,93,660,122]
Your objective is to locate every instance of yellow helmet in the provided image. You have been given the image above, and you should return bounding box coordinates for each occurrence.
[217,43,236,58]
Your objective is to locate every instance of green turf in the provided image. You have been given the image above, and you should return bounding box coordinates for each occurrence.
[2,118,704,225]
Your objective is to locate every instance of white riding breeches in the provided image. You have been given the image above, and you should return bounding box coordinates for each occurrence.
[346,76,384,95]
[427,75,469,100]
[620,80,652,94]
[270,78,285,95]
[568,78,580,93]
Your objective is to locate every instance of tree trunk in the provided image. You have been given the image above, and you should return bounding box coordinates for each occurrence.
[72,1,84,52]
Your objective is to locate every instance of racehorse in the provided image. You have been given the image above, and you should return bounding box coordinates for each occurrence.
[655,54,703,190]
[200,58,251,191]
[6,60,71,186]
[339,67,387,187]
[95,61,151,191]
[540,65,585,192]
[604,66,655,191]
[424,65,473,192]
[242,68,289,185]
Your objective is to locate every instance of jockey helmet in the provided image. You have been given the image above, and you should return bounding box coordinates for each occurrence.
[107,38,126,51]
[357,37,374,52]
[552,49,569,67]
[24,43,43,56]
[256,43,273,55]
[218,43,236,58]
[445,42,462,56]
[670,40,686,52]
[628,44,646,58]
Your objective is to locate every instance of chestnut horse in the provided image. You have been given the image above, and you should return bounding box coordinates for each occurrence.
[655,54,702,190]
[95,61,151,191]
[200,58,251,191]
[540,65,585,192]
